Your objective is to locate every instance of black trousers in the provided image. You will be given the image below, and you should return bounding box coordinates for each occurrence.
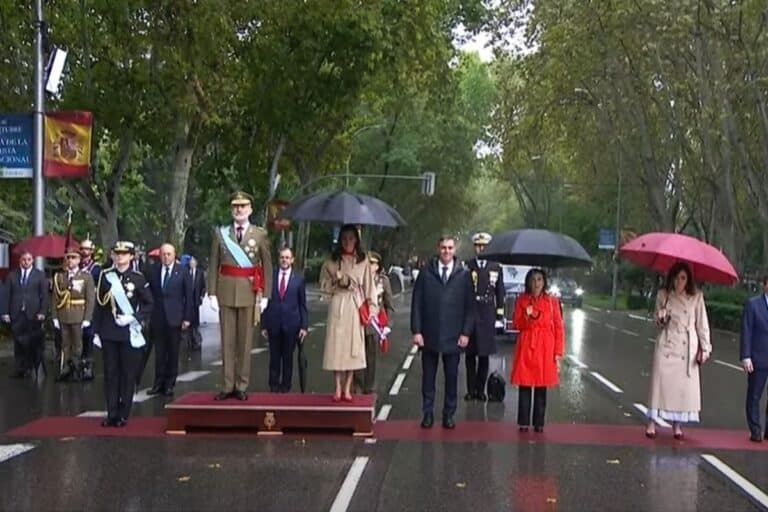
[354,334,378,393]
[268,329,297,392]
[746,369,768,435]
[518,386,547,427]
[11,316,44,374]
[421,350,460,417]
[465,354,489,396]
[152,323,182,389]
[81,324,95,360]
[102,340,142,421]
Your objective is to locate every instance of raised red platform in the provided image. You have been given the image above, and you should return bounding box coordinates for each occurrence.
[164,392,376,436]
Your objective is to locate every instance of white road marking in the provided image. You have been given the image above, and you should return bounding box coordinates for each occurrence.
[585,317,600,324]
[314,322,326,327]
[714,360,745,372]
[376,404,392,421]
[604,324,618,330]
[389,373,407,395]
[175,370,211,382]
[250,347,269,355]
[701,454,768,509]
[329,456,369,512]
[566,355,588,369]
[628,314,652,322]
[589,371,623,393]
[586,305,602,312]
[620,329,639,336]
[132,388,158,403]
[77,410,107,418]
[633,403,671,428]
[410,344,418,355]
[210,360,223,366]
[307,327,316,333]
[402,355,414,370]
[0,444,35,464]
[647,337,657,343]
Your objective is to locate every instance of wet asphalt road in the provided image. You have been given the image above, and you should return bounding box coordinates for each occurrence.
[0,292,765,511]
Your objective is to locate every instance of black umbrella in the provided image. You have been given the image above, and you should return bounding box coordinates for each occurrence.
[482,229,593,268]
[280,190,406,227]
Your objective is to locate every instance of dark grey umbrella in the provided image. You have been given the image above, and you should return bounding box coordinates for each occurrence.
[280,190,406,227]
[482,229,593,268]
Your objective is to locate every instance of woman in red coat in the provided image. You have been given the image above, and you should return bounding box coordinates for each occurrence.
[510,268,564,433]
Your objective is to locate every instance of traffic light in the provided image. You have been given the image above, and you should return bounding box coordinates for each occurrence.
[421,171,435,196]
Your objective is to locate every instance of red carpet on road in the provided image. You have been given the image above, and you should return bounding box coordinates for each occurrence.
[169,392,376,408]
[5,417,766,452]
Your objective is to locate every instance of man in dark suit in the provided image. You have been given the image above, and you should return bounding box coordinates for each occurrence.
[411,235,473,430]
[0,251,49,378]
[145,243,193,396]
[740,274,768,442]
[261,247,308,392]
[187,256,206,350]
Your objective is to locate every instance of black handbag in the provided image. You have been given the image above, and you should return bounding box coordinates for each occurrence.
[487,371,506,402]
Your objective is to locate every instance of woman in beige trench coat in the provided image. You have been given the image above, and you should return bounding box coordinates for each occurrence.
[320,225,376,402]
[645,262,712,440]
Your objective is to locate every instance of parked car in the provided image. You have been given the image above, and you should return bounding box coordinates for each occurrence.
[498,264,535,340]
[549,277,584,308]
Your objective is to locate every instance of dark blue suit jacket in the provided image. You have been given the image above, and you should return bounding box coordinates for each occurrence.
[740,295,768,369]
[149,262,193,328]
[262,268,308,336]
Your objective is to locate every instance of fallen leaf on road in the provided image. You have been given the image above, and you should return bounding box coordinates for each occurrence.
[177,475,191,482]
[623,412,632,417]
[606,459,621,465]
[59,437,75,442]
[456,482,466,488]
[207,463,221,469]
[546,498,557,503]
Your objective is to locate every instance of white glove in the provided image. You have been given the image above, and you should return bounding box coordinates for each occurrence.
[93,334,102,348]
[1,315,9,323]
[260,298,269,313]
[52,319,60,330]
[129,335,146,349]
[81,320,91,329]
[115,314,135,327]
[209,295,219,312]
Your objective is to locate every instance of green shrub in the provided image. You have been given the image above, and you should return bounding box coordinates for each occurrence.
[705,287,750,306]
[705,301,743,332]
[303,256,325,283]
[627,294,651,311]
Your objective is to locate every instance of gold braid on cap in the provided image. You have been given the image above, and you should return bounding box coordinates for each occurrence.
[53,272,71,310]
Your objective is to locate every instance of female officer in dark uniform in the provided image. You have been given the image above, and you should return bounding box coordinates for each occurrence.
[93,241,153,427]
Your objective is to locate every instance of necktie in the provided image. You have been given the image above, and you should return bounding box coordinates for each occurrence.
[279,272,287,298]
[21,270,27,286]
[236,226,244,243]
[163,266,171,288]
[441,266,449,284]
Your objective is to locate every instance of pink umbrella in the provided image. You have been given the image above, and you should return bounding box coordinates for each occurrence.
[619,232,738,285]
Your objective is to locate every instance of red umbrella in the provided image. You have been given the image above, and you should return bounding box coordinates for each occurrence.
[619,232,738,285]
[12,234,79,258]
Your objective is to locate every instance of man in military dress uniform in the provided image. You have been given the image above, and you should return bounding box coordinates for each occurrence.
[465,232,505,401]
[92,241,153,427]
[208,191,273,401]
[79,237,101,380]
[51,245,95,382]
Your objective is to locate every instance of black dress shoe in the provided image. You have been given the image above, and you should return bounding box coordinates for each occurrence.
[147,386,164,396]
[442,416,456,429]
[114,418,127,428]
[421,413,434,429]
[519,426,529,432]
[101,418,117,427]
[477,393,488,402]
[750,433,763,443]
[534,426,544,433]
[214,391,232,401]
[232,390,248,401]
[163,387,175,397]
[464,393,475,401]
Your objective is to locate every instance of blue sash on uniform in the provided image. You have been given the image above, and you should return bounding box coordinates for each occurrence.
[105,271,146,348]
[219,225,253,268]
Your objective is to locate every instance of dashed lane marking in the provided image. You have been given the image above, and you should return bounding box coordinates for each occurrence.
[701,454,768,510]
[402,355,414,370]
[210,360,223,366]
[175,370,211,382]
[250,347,268,355]
[329,456,369,512]
[410,345,418,355]
[0,444,35,464]
[604,324,618,330]
[585,317,600,324]
[586,305,602,312]
[589,371,624,393]
[633,403,671,428]
[565,354,588,369]
[628,314,652,322]
[714,360,745,372]
[647,337,656,343]
[376,405,392,421]
[621,329,639,336]
[389,373,407,395]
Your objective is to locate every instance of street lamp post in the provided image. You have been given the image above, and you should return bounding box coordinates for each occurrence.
[32,0,46,270]
[610,154,622,310]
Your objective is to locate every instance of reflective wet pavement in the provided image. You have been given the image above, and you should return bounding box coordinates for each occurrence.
[0,294,765,511]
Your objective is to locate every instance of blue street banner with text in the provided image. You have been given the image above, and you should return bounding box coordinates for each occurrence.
[0,114,33,179]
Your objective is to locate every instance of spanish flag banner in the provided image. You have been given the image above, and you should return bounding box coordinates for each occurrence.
[43,111,93,178]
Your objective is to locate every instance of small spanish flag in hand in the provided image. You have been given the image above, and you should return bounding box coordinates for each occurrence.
[43,111,93,178]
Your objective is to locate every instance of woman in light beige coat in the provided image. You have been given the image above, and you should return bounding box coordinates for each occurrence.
[645,262,712,440]
[320,224,376,402]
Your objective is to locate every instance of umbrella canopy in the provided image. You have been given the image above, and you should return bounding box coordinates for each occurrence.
[619,232,738,285]
[482,229,593,268]
[12,234,79,258]
[280,190,406,227]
